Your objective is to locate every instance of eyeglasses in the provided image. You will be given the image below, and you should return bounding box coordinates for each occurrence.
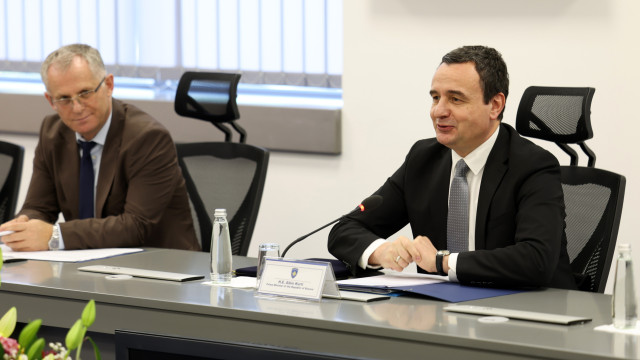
[51,77,106,109]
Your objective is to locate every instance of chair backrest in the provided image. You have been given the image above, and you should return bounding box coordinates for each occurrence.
[516,86,625,292]
[561,167,625,292]
[0,140,24,223]
[176,142,269,255]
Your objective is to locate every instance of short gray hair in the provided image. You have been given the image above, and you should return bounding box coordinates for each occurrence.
[41,44,106,90]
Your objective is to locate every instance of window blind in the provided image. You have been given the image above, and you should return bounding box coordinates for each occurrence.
[0,0,342,88]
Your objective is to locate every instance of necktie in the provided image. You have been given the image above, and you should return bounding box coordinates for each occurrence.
[447,159,470,253]
[79,140,97,219]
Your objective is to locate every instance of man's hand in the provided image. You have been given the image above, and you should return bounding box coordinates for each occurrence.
[0,214,30,226]
[412,236,439,273]
[0,216,53,251]
[369,235,439,272]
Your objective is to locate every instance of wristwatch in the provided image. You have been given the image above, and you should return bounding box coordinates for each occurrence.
[48,224,60,251]
[435,250,450,276]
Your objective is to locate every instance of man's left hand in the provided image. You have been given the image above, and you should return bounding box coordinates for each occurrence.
[412,235,439,273]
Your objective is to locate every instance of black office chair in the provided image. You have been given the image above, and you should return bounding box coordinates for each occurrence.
[516,86,625,293]
[175,72,269,255]
[0,140,24,223]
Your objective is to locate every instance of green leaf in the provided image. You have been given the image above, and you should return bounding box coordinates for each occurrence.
[81,299,96,327]
[18,318,42,351]
[86,336,102,360]
[26,337,45,360]
[0,246,4,273]
[0,306,17,337]
[65,319,84,351]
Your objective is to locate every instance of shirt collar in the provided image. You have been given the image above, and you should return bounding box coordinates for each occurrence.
[451,125,500,175]
[76,110,113,146]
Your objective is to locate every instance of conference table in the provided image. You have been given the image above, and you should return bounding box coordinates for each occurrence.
[0,248,637,359]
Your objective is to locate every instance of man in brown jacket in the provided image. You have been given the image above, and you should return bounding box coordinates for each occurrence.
[0,44,199,251]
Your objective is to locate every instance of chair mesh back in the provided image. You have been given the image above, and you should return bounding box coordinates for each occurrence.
[563,183,610,262]
[516,86,595,143]
[562,167,625,293]
[175,72,240,123]
[531,96,583,136]
[182,155,256,254]
[177,142,269,256]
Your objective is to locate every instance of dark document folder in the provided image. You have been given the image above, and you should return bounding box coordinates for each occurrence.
[338,276,524,302]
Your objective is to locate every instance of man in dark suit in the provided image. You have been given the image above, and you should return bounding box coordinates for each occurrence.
[0,44,199,251]
[328,45,576,289]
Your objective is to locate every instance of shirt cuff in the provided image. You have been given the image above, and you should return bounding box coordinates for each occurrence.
[447,252,459,282]
[358,239,387,270]
[56,223,65,250]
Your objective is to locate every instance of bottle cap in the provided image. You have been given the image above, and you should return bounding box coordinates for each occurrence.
[214,209,227,217]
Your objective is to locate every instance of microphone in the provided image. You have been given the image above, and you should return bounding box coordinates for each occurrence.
[280,195,383,257]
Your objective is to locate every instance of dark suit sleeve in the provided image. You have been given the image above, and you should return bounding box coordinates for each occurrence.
[328,144,417,275]
[19,117,65,224]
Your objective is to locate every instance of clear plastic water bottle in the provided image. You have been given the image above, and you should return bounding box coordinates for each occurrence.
[210,209,232,284]
[612,243,637,329]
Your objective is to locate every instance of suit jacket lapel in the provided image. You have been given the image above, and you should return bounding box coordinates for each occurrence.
[432,152,452,248]
[475,124,510,249]
[95,99,124,216]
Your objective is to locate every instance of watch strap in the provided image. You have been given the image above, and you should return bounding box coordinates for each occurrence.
[435,250,449,276]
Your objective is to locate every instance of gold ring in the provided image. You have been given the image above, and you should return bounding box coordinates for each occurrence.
[395,255,401,263]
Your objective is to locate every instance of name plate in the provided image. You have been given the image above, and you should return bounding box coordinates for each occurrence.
[257,258,330,301]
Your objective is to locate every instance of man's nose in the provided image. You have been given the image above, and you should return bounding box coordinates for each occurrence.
[70,98,85,111]
[432,100,450,118]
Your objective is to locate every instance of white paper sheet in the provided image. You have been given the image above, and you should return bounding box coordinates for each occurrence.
[1,244,143,262]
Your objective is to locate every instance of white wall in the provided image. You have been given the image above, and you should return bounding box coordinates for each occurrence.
[2,0,638,294]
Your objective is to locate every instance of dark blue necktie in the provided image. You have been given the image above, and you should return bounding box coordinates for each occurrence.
[79,140,97,219]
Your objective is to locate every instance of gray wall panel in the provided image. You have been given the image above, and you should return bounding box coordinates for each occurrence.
[0,93,341,154]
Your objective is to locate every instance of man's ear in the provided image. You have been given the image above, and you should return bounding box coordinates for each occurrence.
[105,74,115,95]
[44,92,55,110]
[489,92,506,120]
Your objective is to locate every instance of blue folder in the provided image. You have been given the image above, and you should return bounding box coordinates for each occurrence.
[339,281,524,302]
